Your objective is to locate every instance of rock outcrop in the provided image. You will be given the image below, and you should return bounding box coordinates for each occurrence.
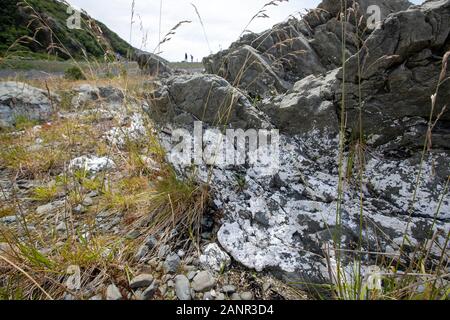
[145,74,268,129]
[203,0,412,97]
[134,50,173,76]
[0,81,57,127]
[152,0,450,290]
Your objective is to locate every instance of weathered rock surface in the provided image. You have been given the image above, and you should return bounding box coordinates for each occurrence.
[0,81,56,127]
[146,74,268,129]
[134,50,172,76]
[154,0,450,290]
[203,0,412,97]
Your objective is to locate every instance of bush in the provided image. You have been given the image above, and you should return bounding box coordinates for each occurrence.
[64,66,86,80]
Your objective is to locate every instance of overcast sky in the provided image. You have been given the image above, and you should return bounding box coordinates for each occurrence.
[66,0,423,62]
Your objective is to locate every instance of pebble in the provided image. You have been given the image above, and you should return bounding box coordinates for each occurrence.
[163,253,181,273]
[130,274,154,289]
[106,284,122,300]
[89,294,103,300]
[222,285,236,294]
[142,282,158,300]
[82,197,94,206]
[215,293,226,300]
[159,284,168,296]
[231,293,242,300]
[135,245,149,261]
[203,292,214,300]
[192,271,216,292]
[187,270,197,280]
[0,216,17,224]
[73,204,86,214]
[56,221,67,232]
[174,275,191,301]
[126,230,140,240]
[240,292,254,300]
[199,243,231,272]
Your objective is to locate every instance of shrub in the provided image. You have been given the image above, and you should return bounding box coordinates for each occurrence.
[64,66,86,81]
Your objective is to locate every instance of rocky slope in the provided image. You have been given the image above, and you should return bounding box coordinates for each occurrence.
[149,0,450,290]
[0,0,449,300]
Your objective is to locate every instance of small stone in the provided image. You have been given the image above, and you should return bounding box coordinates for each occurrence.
[157,245,170,258]
[187,270,197,280]
[159,284,168,296]
[167,280,175,288]
[174,275,191,301]
[0,216,17,224]
[73,204,86,214]
[87,191,99,198]
[56,221,67,232]
[215,293,226,300]
[262,282,271,292]
[142,283,158,300]
[130,274,154,289]
[82,197,94,206]
[106,284,122,300]
[144,235,157,249]
[240,292,254,300]
[126,230,140,240]
[164,253,181,273]
[89,294,103,300]
[203,292,214,300]
[192,271,216,292]
[177,249,186,258]
[65,265,81,291]
[135,245,149,261]
[231,293,242,300]
[222,285,236,294]
[199,243,231,272]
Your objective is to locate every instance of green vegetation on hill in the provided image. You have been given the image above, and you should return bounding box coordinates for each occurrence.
[0,0,133,60]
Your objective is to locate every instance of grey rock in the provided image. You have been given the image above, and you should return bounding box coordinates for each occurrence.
[68,156,116,176]
[187,270,197,281]
[164,253,181,273]
[142,282,158,300]
[0,216,17,224]
[146,74,267,129]
[199,243,232,272]
[231,293,242,300]
[240,292,254,300]
[82,197,93,207]
[192,271,216,292]
[133,50,172,76]
[130,274,154,289]
[222,285,236,294]
[174,275,191,301]
[203,292,214,300]
[215,293,226,300]
[106,284,122,300]
[0,81,57,128]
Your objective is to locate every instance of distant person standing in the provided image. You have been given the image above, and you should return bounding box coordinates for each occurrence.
[185,53,188,61]
[190,54,193,63]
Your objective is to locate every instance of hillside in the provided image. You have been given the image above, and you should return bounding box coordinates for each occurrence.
[0,0,132,60]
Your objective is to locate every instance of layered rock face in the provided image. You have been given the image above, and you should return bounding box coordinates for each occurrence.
[0,81,56,127]
[203,0,412,97]
[145,0,450,288]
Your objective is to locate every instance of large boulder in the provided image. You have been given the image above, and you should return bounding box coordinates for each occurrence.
[203,0,412,97]
[145,74,267,129]
[339,0,450,149]
[133,50,172,76]
[158,0,450,292]
[0,81,56,128]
